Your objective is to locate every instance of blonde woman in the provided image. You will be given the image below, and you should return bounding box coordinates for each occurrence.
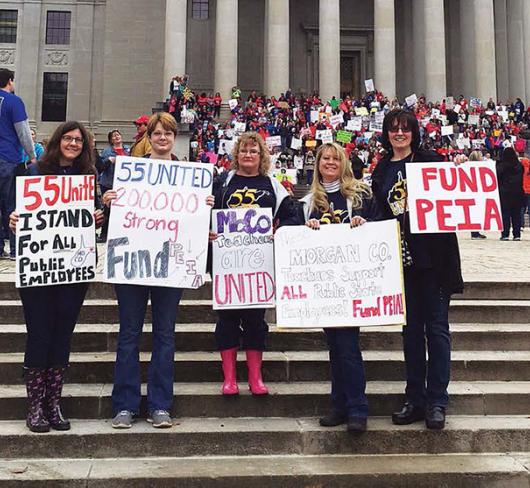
[300,142,376,433]
[210,132,298,396]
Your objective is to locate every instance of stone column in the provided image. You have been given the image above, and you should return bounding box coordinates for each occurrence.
[459,0,475,98]
[164,0,188,98]
[374,0,396,98]
[523,1,530,102]
[473,0,496,102]
[494,0,509,102]
[412,0,426,96]
[264,0,289,96]
[214,0,239,99]
[319,0,340,102]
[507,0,525,101]
[423,0,446,101]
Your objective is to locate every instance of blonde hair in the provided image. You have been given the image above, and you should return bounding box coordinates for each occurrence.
[147,112,178,137]
[310,142,372,214]
[231,132,271,176]
[468,150,483,161]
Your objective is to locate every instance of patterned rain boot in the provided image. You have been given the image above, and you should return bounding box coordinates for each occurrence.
[43,366,71,431]
[24,368,50,433]
[220,347,239,395]
[246,350,269,395]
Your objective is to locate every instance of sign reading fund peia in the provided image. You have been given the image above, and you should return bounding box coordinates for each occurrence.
[274,221,405,328]
[212,208,275,309]
[406,160,502,233]
[104,157,213,288]
[16,175,96,288]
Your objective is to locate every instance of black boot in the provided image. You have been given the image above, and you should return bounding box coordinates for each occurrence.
[319,411,348,427]
[24,368,50,433]
[347,416,367,433]
[391,402,425,425]
[43,366,70,431]
[425,406,446,430]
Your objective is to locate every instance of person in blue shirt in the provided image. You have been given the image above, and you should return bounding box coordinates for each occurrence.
[0,69,36,259]
[22,129,45,163]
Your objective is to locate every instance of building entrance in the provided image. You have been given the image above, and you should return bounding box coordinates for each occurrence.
[340,52,361,99]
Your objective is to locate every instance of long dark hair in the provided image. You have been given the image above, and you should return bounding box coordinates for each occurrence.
[381,109,421,154]
[39,121,96,175]
[500,147,520,168]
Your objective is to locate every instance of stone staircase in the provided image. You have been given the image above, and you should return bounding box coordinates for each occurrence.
[0,279,530,486]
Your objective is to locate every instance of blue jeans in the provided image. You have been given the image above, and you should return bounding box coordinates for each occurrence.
[324,327,368,418]
[403,269,451,408]
[0,162,17,256]
[111,284,182,415]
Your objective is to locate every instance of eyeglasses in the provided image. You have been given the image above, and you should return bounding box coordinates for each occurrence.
[239,149,260,156]
[62,135,84,145]
[388,127,412,133]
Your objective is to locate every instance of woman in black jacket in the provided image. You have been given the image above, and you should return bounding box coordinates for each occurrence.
[371,109,464,430]
[497,147,524,240]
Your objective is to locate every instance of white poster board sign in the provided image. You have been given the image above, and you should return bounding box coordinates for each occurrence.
[347,117,363,132]
[291,137,302,150]
[104,157,213,288]
[218,139,236,156]
[233,121,246,134]
[16,175,96,288]
[406,161,502,234]
[330,113,344,128]
[228,99,238,110]
[364,79,375,92]
[212,208,275,309]
[274,221,405,328]
[405,93,418,107]
[266,135,282,149]
[441,125,454,136]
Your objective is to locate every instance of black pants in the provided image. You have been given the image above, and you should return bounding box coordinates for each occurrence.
[501,204,522,239]
[215,309,268,351]
[20,283,89,368]
[99,184,111,238]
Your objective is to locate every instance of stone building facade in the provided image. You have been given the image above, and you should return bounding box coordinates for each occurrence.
[0,0,528,136]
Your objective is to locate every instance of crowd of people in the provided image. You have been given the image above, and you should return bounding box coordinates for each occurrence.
[1,64,528,437]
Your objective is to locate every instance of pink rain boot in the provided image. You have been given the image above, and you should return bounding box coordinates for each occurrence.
[220,347,239,395]
[246,350,269,395]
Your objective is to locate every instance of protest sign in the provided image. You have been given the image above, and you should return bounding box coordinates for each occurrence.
[16,175,96,288]
[454,104,461,113]
[336,130,353,144]
[316,129,333,143]
[441,125,454,136]
[274,221,405,328]
[472,139,484,149]
[228,99,238,110]
[446,96,454,109]
[470,97,482,109]
[405,93,418,107]
[265,135,282,149]
[431,108,441,119]
[211,208,275,310]
[364,79,375,92]
[294,155,304,169]
[218,139,235,155]
[271,168,297,184]
[305,140,317,148]
[310,110,319,123]
[406,160,502,234]
[499,111,509,122]
[233,121,246,134]
[291,137,302,150]
[330,113,344,128]
[369,111,384,133]
[346,117,363,132]
[104,157,213,288]
[205,152,218,164]
[468,114,480,125]
[355,107,369,116]
[363,131,374,141]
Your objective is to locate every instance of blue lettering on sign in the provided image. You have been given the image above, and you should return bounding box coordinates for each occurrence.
[116,160,212,189]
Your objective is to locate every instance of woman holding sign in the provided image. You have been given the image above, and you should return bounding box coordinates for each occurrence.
[371,109,463,430]
[210,132,298,396]
[300,142,375,433]
[103,112,214,430]
[10,121,104,433]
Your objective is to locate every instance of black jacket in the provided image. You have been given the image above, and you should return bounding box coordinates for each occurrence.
[371,150,464,295]
[496,160,524,209]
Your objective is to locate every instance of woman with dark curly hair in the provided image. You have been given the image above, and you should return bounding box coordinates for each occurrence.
[10,121,104,433]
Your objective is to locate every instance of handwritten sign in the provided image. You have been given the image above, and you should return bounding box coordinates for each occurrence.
[291,137,302,150]
[104,157,213,288]
[316,129,333,144]
[330,113,344,128]
[336,130,353,144]
[228,99,238,110]
[405,93,418,107]
[364,79,375,92]
[266,135,282,149]
[212,208,274,309]
[16,175,96,288]
[406,160,502,233]
[441,125,454,136]
[346,117,363,132]
[274,221,405,328]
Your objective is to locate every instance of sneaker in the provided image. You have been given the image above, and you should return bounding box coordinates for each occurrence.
[111,410,134,429]
[514,237,521,241]
[500,237,509,241]
[147,410,173,428]
[471,234,487,239]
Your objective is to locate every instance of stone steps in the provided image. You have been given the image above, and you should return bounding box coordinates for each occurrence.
[0,416,529,459]
[1,350,528,384]
[1,279,529,300]
[1,381,528,420]
[0,299,529,323]
[3,323,530,353]
[2,453,528,487]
